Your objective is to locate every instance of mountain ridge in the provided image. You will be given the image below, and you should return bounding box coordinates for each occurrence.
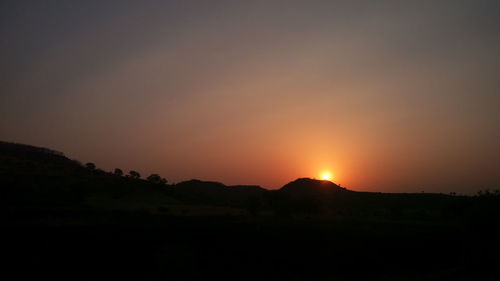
[2,140,498,221]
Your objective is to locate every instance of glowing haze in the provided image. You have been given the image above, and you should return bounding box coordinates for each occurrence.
[1,1,499,193]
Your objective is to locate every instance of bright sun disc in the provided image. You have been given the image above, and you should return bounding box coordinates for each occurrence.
[321,172,332,181]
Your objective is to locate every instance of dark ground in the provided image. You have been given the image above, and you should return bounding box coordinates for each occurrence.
[3,210,499,281]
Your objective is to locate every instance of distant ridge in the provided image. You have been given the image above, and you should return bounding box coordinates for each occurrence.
[175,179,266,192]
[171,179,266,206]
[4,140,498,222]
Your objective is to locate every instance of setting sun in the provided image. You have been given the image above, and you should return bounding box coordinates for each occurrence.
[321,172,332,181]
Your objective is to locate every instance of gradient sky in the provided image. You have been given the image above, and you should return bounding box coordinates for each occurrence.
[1,0,499,193]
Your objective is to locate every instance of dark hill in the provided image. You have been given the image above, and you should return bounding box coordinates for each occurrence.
[267,178,350,215]
[280,177,349,197]
[0,141,178,216]
[171,179,265,206]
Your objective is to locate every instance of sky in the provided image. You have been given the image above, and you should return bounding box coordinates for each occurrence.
[1,0,499,193]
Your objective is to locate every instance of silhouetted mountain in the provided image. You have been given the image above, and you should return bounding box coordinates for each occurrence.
[171,179,265,207]
[0,141,178,216]
[279,177,348,197]
[267,178,348,216]
[2,140,499,222]
[3,141,500,281]
[1,141,270,218]
[175,179,265,193]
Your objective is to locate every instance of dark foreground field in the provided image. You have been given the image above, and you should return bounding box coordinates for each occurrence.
[4,210,500,281]
[2,141,499,280]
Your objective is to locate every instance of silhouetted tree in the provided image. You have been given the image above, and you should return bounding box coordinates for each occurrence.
[147,174,161,183]
[114,168,123,176]
[128,170,141,179]
[85,162,96,170]
[146,174,167,184]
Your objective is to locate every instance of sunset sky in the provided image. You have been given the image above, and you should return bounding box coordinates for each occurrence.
[1,1,499,193]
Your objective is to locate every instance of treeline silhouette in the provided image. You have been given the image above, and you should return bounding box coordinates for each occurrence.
[1,141,499,281]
